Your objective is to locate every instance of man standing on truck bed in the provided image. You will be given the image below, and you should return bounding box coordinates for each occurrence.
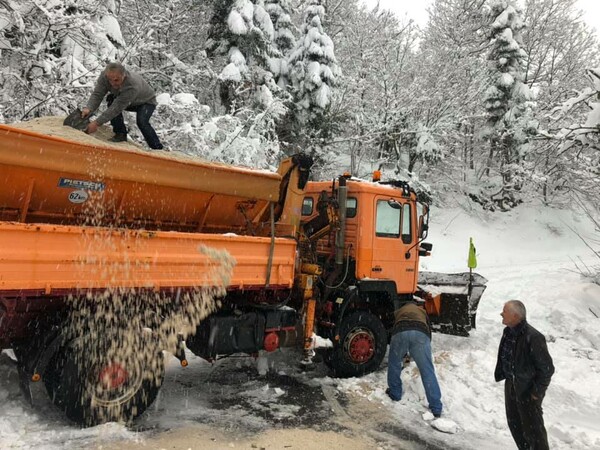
[82,62,163,150]
[386,300,443,418]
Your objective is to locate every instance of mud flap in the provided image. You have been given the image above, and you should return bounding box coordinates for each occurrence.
[13,324,65,406]
[16,363,33,405]
[418,271,487,336]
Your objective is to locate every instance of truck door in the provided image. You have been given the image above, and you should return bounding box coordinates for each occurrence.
[370,196,418,294]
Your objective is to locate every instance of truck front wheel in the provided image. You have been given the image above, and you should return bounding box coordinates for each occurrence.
[44,344,164,426]
[327,311,387,378]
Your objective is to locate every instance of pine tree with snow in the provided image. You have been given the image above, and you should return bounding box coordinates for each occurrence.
[483,0,536,210]
[288,0,340,130]
[264,0,296,89]
[205,0,284,114]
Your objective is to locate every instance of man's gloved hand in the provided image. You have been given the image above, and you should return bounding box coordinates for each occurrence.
[81,108,91,118]
[85,121,99,134]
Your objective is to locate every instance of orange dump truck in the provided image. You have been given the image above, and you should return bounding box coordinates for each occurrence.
[0,122,486,426]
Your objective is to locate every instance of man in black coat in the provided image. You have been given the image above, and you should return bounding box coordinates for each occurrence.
[495,300,554,450]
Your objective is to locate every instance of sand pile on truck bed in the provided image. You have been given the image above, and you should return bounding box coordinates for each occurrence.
[11,116,147,152]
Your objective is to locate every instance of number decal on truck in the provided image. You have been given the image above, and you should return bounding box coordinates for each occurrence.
[68,189,89,204]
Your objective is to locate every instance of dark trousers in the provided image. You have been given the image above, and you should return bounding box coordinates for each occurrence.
[505,379,549,450]
[107,94,163,149]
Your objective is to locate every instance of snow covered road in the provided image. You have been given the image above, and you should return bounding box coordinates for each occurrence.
[1,204,599,449]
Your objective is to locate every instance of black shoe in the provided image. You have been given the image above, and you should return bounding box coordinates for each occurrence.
[385,388,400,402]
[433,412,441,418]
[109,133,127,142]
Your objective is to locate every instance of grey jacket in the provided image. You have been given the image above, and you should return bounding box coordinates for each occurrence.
[86,69,157,125]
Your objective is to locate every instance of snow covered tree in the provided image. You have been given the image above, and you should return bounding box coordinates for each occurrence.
[537,68,600,206]
[304,1,425,179]
[117,1,213,95]
[154,92,281,169]
[522,0,598,110]
[0,0,124,121]
[519,0,599,204]
[288,0,340,141]
[408,0,487,179]
[205,0,284,114]
[264,0,296,89]
[483,0,536,210]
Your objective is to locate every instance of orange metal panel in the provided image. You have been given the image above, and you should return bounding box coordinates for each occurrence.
[303,179,420,294]
[0,124,281,231]
[0,222,296,293]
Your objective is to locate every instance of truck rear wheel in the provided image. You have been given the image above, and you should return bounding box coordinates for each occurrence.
[44,344,164,426]
[327,311,387,378]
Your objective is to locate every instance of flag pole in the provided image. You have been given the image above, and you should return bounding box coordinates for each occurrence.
[468,237,477,297]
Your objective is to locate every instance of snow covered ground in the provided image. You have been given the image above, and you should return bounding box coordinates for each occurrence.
[1,202,599,449]
[338,203,600,449]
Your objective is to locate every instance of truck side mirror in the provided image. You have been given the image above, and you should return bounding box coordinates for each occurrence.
[420,222,428,239]
[419,242,433,256]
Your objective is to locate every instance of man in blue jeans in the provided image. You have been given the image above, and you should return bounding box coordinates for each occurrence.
[387,301,443,418]
[82,62,163,149]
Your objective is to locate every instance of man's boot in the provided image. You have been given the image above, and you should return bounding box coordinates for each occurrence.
[109,133,127,143]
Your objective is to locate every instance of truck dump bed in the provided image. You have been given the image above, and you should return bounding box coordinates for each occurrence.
[0,121,280,233]
[0,120,297,297]
[0,222,295,294]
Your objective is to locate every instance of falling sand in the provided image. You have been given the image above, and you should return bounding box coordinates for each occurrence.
[62,176,236,425]
[10,116,236,425]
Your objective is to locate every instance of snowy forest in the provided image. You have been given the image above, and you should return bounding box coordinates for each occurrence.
[1,0,599,221]
[2,2,600,448]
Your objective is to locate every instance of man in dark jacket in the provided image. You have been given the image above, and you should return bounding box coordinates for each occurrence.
[387,301,443,417]
[82,62,163,149]
[495,300,554,450]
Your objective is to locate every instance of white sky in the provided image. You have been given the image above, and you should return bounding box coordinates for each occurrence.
[362,0,600,31]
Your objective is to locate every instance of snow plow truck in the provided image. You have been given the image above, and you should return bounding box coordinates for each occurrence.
[0,121,486,426]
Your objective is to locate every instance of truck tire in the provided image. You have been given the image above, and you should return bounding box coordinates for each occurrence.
[44,344,164,427]
[327,310,387,378]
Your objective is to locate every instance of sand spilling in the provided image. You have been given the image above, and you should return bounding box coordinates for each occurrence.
[65,245,234,424]
[64,169,236,424]
[65,183,235,423]
[6,120,239,425]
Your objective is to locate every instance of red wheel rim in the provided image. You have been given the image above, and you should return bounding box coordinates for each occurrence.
[346,329,375,363]
[98,363,129,390]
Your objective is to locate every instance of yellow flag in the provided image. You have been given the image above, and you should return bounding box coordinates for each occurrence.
[468,237,477,269]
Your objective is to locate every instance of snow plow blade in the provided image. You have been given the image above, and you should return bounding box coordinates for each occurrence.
[417,271,487,337]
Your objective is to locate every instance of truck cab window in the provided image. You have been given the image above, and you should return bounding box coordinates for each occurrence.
[401,203,412,244]
[376,200,400,238]
[346,197,357,218]
[302,197,314,216]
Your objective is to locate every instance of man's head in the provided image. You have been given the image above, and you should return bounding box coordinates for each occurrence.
[501,300,526,327]
[105,62,126,89]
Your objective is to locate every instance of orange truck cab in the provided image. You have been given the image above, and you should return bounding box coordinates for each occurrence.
[298,175,486,377]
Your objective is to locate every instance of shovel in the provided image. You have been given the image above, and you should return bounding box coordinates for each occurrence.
[63,108,90,131]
